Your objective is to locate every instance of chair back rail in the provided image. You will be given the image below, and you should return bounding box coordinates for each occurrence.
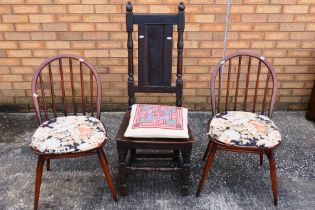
[31,54,102,125]
[210,52,278,118]
[126,2,185,108]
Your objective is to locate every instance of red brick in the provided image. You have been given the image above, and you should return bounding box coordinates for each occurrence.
[7,50,32,57]
[29,14,54,23]
[69,23,95,31]
[4,32,30,40]
[290,32,315,40]
[189,14,215,23]
[256,5,282,13]
[2,15,28,23]
[268,14,294,22]
[231,5,255,13]
[284,5,309,13]
[15,24,41,31]
[68,5,94,13]
[41,5,67,13]
[13,5,39,13]
[242,14,268,22]
[294,14,315,22]
[95,5,121,13]
[0,24,14,31]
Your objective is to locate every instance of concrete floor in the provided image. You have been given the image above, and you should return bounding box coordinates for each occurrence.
[0,111,314,210]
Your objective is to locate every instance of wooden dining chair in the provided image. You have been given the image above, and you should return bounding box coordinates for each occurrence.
[115,2,195,196]
[30,54,118,210]
[196,52,281,205]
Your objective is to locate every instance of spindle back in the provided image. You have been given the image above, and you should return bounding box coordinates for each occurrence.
[31,54,102,125]
[211,52,278,118]
[126,2,185,108]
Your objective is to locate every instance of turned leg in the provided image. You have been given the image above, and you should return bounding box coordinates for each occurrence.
[97,149,118,202]
[260,153,263,165]
[181,146,192,196]
[173,150,180,162]
[34,156,45,210]
[196,143,217,197]
[202,141,213,161]
[267,150,278,206]
[118,147,128,196]
[130,148,136,163]
[46,159,50,171]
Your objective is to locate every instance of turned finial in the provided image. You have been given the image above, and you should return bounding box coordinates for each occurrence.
[126,2,133,12]
[178,2,185,11]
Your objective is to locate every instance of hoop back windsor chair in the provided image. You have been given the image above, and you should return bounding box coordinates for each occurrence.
[197,52,281,205]
[30,54,118,210]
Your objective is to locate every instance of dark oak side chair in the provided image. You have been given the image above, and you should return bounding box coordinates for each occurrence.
[30,54,118,210]
[196,52,281,205]
[115,2,195,196]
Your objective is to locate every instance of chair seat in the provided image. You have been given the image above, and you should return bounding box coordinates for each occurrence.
[208,111,281,148]
[30,116,106,154]
[124,104,189,139]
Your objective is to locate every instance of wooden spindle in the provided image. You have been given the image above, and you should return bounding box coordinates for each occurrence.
[225,59,232,111]
[234,56,242,111]
[218,66,222,113]
[59,59,67,116]
[268,81,274,117]
[90,70,94,117]
[39,72,48,120]
[262,72,270,115]
[69,58,76,115]
[176,2,185,107]
[253,60,262,113]
[48,63,57,118]
[126,2,135,108]
[80,61,86,115]
[243,56,252,111]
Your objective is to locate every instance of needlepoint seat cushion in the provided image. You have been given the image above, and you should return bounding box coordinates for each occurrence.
[208,111,281,148]
[124,104,189,139]
[30,116,106,154]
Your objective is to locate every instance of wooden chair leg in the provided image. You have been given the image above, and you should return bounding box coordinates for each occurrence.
[196,143,217,197]
[202,141,213,161]
[34,156,45,210]
[267,150,278,206]
[173,149,180,162]
[260,153,263,165]
[181,146,192,196]
[97,149,118,202]
[118,149,128,196]
[46,159,50,171]
[130,148,136,163]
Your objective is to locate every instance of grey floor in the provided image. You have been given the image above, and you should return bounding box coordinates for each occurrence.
[0,111,314,210]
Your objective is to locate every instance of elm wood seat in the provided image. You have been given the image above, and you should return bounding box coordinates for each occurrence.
[115,2,195,196]
[30,54,118,210]
[196,52,281,206]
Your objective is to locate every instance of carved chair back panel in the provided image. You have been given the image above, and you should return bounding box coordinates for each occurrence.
[126,2,185,107]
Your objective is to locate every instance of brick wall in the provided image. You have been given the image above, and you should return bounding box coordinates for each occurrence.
[0,0,314,111]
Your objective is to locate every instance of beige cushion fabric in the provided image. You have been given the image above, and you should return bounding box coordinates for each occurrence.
[209,111,281,148]
[30,116,106,154]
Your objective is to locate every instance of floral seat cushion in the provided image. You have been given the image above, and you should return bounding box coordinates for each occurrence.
[209,111,281,148]
[30,116,106,154]
[124,104,189,138]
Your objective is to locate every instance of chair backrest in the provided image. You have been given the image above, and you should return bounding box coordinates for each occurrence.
[31,54,102,125]
[210,52,278,118]
[126,2,185,108]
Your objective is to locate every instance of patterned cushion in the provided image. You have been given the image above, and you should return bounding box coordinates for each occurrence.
[124,104,189,138]
[30,116,106,154]
[209,111,281,148]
